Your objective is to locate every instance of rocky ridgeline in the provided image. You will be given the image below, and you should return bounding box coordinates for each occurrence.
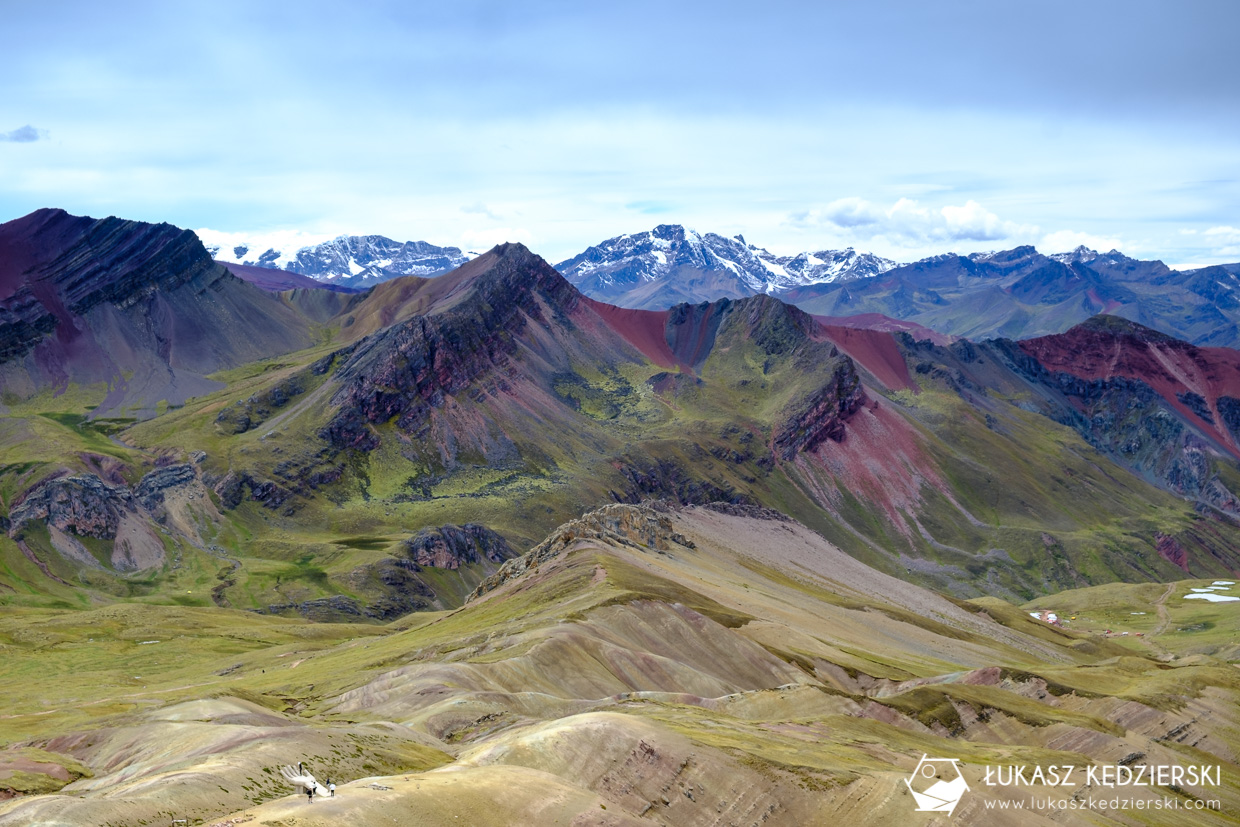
[0,210,224,363]
[468,503,695,601]
[321,243,579,452]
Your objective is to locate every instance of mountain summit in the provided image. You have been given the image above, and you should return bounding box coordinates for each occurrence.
[200,231,474,289]
[554,224,895,309]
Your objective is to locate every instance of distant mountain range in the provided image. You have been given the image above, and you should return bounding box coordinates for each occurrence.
[198,222,1240,349]
[200,232,474,289]
[553,224,897,309]
[7,206,1240,610]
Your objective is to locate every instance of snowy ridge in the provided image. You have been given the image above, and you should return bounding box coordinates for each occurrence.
[1049,245,1102,264]
[197,229,474,289]
[555,224,897,297]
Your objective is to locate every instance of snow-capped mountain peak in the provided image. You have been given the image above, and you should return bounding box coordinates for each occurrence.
[554,225,897,309]
[1050,245,1100,264]
[196,228,475,289]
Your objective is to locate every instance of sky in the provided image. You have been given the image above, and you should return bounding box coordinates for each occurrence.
[2,0,1239,267]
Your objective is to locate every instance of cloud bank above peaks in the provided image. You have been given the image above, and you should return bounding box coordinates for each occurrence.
[789,197,1038,248]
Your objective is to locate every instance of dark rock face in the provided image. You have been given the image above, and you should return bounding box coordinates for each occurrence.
[212,472,292,511]
[7,475,134,540]
[216,374,308,435]
[700,501,792,521]
[646,371,702,395]
[665,299,730,371]
[773,359,865,459]
[0,209,221,363]
[1176,391,1214,424]
[133,464,196,511]
[1219,397,1240,442]
[321,244,580,451]
[401,524,515,570]
[613,457,748,506]
[0,208,315,417]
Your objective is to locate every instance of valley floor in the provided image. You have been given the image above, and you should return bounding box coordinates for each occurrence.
[1,504,1239,826]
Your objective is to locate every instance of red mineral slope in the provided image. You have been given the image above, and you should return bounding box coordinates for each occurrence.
[579,297,680,370]
[812,312,955,345]
[814,323,917,392]
[1019,316,1240,450]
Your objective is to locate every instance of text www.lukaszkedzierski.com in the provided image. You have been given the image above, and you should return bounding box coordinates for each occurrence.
[984,797,1221,812]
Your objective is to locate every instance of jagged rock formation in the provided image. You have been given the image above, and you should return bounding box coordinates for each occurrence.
[401,524,514,570]
[5,470,185,573]
[469,503,695,600]
[133,464,196,512]
[8,475,136,541]
[772,360,865,459]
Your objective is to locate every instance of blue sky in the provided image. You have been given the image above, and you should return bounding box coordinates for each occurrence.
[2,0,1238,265]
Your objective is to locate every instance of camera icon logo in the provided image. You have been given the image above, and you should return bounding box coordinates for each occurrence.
[904,754,969,815]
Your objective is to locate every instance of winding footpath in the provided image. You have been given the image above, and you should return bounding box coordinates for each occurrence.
[1138,583,1176,660]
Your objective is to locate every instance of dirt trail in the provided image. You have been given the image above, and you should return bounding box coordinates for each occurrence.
[1151,583,1175,636]
[1138,583,1176,660]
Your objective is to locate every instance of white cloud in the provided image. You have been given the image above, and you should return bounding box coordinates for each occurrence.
[1040,229,1125,255]
[0,124,47,142]
[822,197,882,228]
[790,197,1035,248]
[461,202,501,220]
[1203,226,1240,244]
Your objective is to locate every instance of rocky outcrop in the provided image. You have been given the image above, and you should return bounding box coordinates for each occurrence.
[7,472,168,573]
[212,473,293,511]
[612,457,748,506]
[401,524,514,570]
[215,374,308,435]
[321,243,580,451]
[772,359,865,459]
[1219,397,1240,443]
[7,475,134,540]
[700,501,792,522]
[133,464,196,511]
[469,504,695,601]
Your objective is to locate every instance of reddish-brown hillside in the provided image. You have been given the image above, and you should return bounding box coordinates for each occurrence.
[1020,316,1240,453]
